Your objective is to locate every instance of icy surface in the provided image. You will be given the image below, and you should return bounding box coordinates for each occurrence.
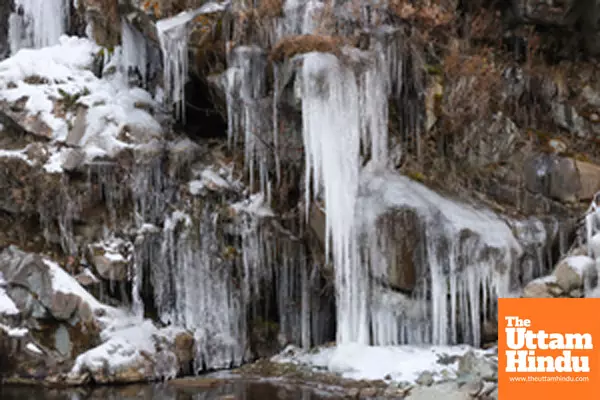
[9,0,67,54]
[0,36,162,161]
[273,344,492,384]
[0,273,19,316]
[301,52,367,344]
[357,168,520,346]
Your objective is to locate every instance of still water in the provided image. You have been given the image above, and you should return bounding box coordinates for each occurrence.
[0,379,347,400]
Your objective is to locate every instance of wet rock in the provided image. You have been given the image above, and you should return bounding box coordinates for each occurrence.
[524,154,581,203]
[552,103,586,136]
[415,371,434,386]
[457,351,497,381]
[359,387,379,398]
[575,160,600,201]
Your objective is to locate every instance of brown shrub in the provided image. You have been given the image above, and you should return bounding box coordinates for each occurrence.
[269,35,345,63]
[256,0,284,19]
[441,43,503,136]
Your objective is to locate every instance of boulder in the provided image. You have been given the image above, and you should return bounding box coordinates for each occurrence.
[552,255,597,292]
[87,238,133,282]
[522,276,559,298]
[524,154,581,203]
[457,350,497,381]
[407,382,473,400]
[575,160,600,201]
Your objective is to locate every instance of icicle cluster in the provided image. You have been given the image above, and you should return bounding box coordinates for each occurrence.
[155,1,229,122]
[9,0,67,54]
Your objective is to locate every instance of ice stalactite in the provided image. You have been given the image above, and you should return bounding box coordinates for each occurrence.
[279,0,324,37]
[297,29,403,344]
[156,1,229,122]
[225,46,272,198]
[121,19,148,87]
[301,52,383,345]
[8,0,67,54]
[357,169,521,346]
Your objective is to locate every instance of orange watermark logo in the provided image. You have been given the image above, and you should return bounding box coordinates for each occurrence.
[498,298,600,399]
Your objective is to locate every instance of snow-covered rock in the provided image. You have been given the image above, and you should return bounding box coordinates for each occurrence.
[0,36,163,167]
[552,255,597,292]
[0,246,195,384]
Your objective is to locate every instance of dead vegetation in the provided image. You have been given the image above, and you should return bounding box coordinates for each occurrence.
[269,35,346,63]
[440,43,503,137]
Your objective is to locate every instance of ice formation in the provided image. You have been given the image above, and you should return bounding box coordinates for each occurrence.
[121,19,148,87]
[8,0,67,54]
[156,1,230,122]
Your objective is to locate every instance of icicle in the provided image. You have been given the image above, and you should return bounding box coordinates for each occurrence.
[121,18,148,87]
[9,0,67,54]
[301,52,368,344]
[156,1,229,122]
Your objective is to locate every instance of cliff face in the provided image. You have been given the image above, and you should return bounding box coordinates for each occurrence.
[0,0,600,391]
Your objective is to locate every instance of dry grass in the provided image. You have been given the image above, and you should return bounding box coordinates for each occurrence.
[388,0,454,26]
[269,35,345,63]
[256,0,284,19]
[440,43,503,136]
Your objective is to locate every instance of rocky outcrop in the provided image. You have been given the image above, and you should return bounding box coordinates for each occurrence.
[2,0,600,389]
[0,246,196,384]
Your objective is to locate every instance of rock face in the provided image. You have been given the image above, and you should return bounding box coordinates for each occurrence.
[1,0,600,387]
[0,246,196,384]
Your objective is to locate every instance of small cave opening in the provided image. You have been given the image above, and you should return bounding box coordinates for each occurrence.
[175,74,227,140]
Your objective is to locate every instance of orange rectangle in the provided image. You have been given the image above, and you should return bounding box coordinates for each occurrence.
[498,298,600,399]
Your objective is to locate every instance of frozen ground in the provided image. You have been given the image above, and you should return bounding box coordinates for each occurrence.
[272,343,495,384]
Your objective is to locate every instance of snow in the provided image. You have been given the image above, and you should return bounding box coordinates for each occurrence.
[563,255,595,278]
[200,168,231,190]
[26,342,43,354]
[188,180,205,195]
[71,319,184,380]
[44,259,104,310]
[273,344,491,384]
[0,323,28,337]
[43,147,67,173]
[0,148,33,165]
[230,193,275,218]
[0,36,162,162]
[0,273,19,316]
[104,252,126,263]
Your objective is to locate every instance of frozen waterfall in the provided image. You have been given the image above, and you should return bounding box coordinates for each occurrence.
[9,0,67,54]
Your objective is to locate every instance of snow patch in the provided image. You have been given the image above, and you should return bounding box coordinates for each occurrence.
[0,148,33,165]
[26,342,43,354]
[0,323,28,337]
[230,193,275,218]
[273,344,490,384]
[0,273,19,316]
[564,256,595,278]
[0,36,162,161]
[44,259,104,310]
